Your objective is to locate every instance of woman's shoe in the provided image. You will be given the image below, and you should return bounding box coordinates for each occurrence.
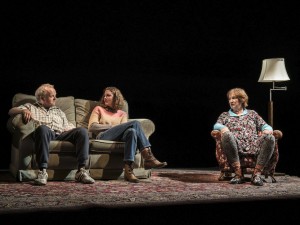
[251,174,264,186]
[141,148,167,169]
[218,172,233,181]
[229,175,245,184]
[124,163,139,183]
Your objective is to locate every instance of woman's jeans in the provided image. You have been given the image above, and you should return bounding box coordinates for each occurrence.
[34,125,89,170]
[97,121,151,162]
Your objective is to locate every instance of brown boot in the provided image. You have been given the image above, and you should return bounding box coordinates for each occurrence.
[251,164,264,186]
[124,162,139,183]
[141,148,167,170]
[229,162,244,184]
[253,164,264,176]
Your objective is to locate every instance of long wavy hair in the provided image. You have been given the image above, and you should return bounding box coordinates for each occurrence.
[227,87,249,108]
[99,86,125,111]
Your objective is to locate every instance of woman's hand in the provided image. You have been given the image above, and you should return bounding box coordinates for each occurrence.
[220,127,229,134]
[262,129,273,135]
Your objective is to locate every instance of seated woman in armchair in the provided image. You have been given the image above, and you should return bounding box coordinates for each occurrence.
[213,88,275,186]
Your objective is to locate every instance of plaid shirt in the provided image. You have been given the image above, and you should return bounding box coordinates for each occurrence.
[18,102,75,134]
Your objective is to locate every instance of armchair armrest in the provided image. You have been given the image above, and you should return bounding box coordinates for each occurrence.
[211,130,221,140]
[273,130,283,139]
[211,129,283,140]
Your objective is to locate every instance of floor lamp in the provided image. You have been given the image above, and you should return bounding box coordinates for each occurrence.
[258,58,290,128]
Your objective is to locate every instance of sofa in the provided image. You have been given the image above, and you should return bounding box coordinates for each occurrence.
[7,93,155,181]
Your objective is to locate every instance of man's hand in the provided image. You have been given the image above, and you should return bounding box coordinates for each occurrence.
[22,109,31,124]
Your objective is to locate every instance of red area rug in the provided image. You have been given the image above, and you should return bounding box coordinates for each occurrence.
[1,168,300,214]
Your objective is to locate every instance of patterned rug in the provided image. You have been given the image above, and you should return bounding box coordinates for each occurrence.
[1,168,300,214]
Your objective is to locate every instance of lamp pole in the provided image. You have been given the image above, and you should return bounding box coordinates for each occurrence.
[269,81,287,128]
[268,92,273,128]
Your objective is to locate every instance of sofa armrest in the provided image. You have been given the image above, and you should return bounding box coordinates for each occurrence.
[7,114,36,138]
[128,118,155,139]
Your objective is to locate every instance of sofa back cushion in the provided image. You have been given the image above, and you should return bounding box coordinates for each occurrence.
[75,99,129,129]
[75,99,100,129]
[11,93,76,126]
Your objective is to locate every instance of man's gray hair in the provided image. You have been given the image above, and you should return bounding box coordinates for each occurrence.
[35,83,54,101]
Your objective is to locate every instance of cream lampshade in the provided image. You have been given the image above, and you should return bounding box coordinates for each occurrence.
[258,58,290,83]
[258,58,290,128]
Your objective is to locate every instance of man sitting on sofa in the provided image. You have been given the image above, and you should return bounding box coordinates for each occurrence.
[8,83,95,185]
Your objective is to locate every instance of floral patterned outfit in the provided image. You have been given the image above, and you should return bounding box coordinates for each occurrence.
[214,109,273,156]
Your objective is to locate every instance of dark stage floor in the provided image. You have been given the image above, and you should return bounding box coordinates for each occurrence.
[1,199,299,225]
[1,168,300,225]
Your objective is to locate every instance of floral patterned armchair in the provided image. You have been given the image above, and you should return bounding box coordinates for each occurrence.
[211,130,283,183]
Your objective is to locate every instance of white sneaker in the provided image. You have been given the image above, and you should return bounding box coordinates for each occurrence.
[34,171,48,185]
[75,168,95,184]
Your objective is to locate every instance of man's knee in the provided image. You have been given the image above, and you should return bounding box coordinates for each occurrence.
[35,125,51,135]
[74,127,88,136]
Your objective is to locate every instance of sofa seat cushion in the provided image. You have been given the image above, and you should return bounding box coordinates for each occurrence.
[49,139,126,155]
[49,141,76,153]
[89,140,125,154]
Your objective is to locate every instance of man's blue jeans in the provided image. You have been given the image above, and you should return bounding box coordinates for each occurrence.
[34,125,89,169]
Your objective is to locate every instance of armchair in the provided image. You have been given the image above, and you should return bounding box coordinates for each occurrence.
[211,130,283,183]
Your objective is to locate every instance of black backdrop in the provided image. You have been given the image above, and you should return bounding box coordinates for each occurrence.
[2,1,300,176]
